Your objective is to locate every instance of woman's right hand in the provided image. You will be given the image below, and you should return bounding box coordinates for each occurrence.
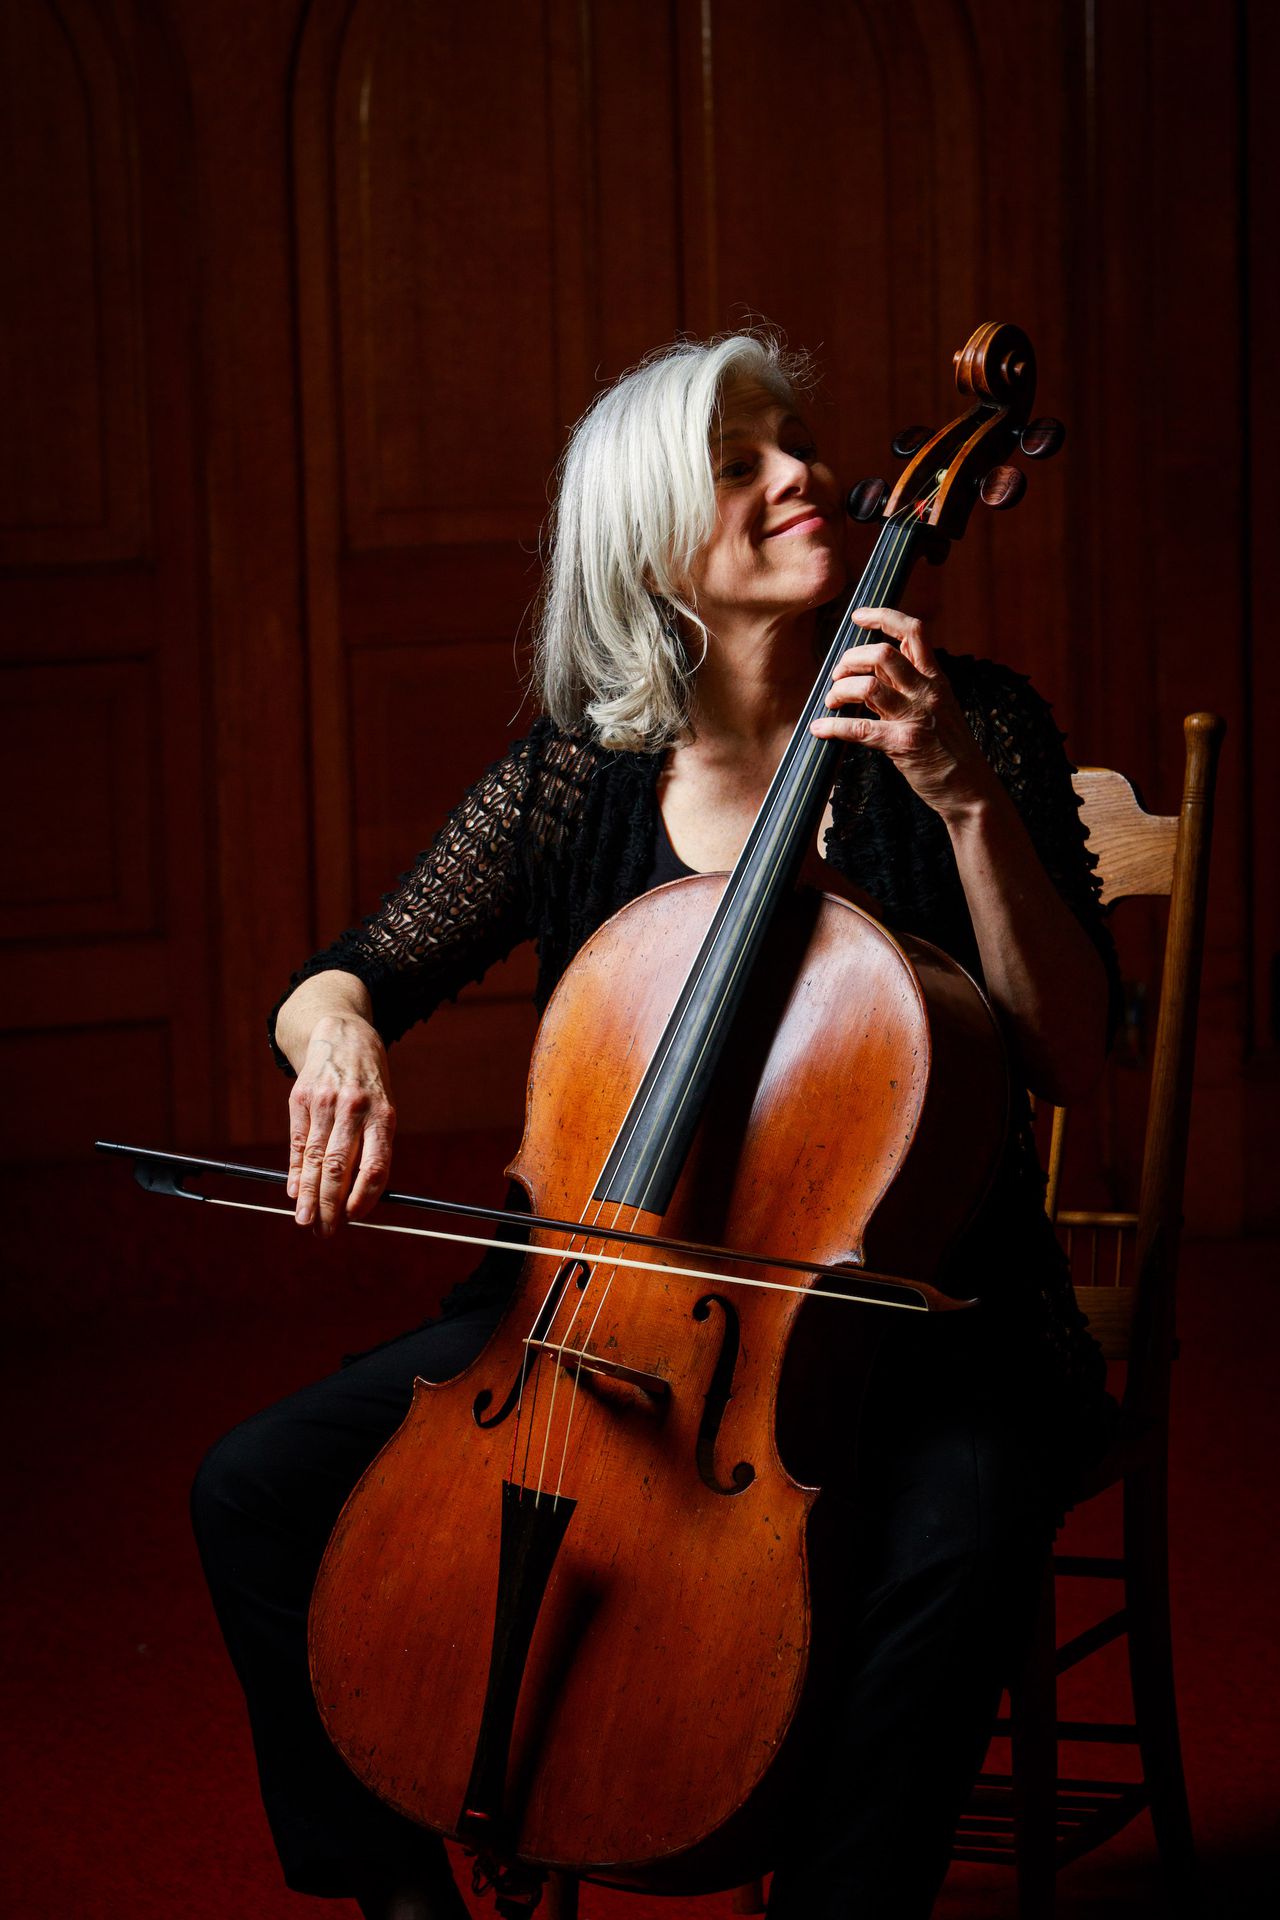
[287,1012,397,1234]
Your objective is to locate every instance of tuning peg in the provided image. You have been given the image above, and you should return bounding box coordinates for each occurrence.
[979,465,1027,510]
[1020,416,1065,460]
[846,477,888,522]
[891,425,929,458]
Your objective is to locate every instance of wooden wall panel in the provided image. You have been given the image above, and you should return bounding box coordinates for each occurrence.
[0,0,214,1166]
[0,0,149,566]
[1245,0,1279,1228]
[166,0,315,1139]
[0,1021,171,1161]
[0,660,157,942]
[335,0,565,546]
[1057,0,1251,1230]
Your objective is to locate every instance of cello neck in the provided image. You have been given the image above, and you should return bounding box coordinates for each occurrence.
[594,516,924,1216]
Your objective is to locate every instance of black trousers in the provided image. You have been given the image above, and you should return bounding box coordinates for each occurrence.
[191,1301,1054,1919]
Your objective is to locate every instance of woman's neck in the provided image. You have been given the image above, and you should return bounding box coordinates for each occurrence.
[685,610,818,760]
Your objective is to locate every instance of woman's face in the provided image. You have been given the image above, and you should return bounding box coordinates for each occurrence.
[684,379,847,628]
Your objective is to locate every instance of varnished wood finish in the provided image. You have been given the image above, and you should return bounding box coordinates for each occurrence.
[1070,769,1178,906]
[309,876,1006,1883]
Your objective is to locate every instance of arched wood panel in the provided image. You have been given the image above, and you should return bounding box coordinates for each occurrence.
[0,0,149,567]
[0,0,213,1164]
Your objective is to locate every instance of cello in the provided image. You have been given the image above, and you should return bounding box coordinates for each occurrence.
[102,321,1064,1907]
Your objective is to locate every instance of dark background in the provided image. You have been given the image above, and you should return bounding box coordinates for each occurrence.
[1,3,1276,1917]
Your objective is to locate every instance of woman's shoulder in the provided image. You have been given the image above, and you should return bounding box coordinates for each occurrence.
[513,713,655,799]
[500,714,662,866]
[933,648,1074,777]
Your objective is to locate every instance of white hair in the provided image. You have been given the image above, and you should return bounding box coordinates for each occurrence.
[533,330,813,752]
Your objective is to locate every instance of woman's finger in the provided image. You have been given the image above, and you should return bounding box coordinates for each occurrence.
[346,1108,397,1220]
[293,1089,337,1227]
[826,670,909,716]
[826,670,877,704]
[834,637,926,697]
[848,605,921,641]
[313,1115,364,1236]
[287,1089,310,1201]
[810,713,924,755]
[847,608,939,677]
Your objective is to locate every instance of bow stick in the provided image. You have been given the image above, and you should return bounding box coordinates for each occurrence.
[94,1140,976,1317]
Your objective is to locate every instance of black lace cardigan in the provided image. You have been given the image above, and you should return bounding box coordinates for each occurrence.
[268,651,1122,1499]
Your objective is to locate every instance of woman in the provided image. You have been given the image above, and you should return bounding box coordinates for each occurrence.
[192,331,1118,1920]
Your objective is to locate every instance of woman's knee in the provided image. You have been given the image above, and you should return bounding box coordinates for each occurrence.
[191,1421,251,1545]
[190,1407,296,1551]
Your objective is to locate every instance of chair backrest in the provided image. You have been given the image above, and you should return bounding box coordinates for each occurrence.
[1045,712,1224,1426]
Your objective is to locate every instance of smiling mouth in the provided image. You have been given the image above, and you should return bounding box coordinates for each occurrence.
[765,513,828,539]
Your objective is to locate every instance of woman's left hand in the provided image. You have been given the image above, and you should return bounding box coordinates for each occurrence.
[810,608,998,821]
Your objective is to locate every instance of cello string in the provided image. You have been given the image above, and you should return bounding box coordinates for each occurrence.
[510,481,945,1502]
[549,1202,651,1504]
[529,1200,639,1507]
[545,1200,643,1504]
[512,1296,553,1492]
[531,486,946,1502]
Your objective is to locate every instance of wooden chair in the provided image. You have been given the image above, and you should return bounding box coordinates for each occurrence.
[950,709,1225,1916]
[541,711,1224,1920]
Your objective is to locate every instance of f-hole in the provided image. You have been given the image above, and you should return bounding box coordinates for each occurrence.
[692,1293,755,1495]
[472,1257,591,1430]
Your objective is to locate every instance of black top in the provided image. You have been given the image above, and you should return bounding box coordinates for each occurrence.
[644,810,697,890]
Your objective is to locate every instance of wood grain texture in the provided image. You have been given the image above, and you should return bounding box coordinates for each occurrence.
[1073,768,1178,907]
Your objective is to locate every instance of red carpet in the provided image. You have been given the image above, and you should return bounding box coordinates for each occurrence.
[2,1143,1276,1918]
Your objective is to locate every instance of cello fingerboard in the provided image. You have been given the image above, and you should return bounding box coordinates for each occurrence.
[594,517,921,1216]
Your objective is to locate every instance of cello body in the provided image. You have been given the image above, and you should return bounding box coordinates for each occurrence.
[308,875,1007,1888]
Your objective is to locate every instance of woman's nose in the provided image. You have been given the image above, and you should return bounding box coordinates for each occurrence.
[763,448,809,496]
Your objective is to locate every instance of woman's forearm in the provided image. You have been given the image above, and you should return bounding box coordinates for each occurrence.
[944,787,1108,1106]
[273,970,376,1074]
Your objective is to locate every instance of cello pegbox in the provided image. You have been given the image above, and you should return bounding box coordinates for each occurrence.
[884,322,1042,543]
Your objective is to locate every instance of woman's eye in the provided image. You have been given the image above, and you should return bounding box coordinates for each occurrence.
[788,443,818,462]
[718,459,753,481]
